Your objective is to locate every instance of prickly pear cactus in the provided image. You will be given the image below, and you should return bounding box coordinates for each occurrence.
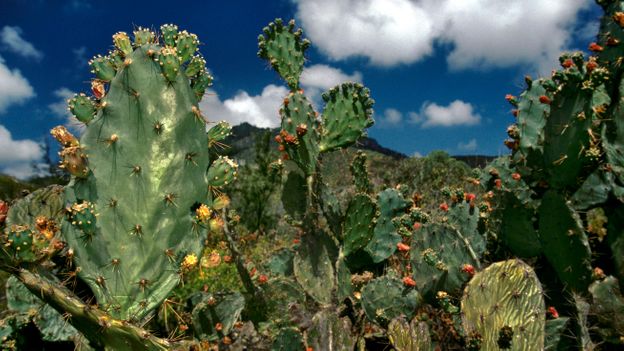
[6,276,83,344]
[387,316,432,351]
[305,309,355,351]
[57,24,232,321]
[1,185,65,264]
[260,19,374,175]
[461,259,545,351]
[360,274,421,326]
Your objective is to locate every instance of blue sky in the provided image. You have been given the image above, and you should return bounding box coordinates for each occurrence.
[0,0,603,178]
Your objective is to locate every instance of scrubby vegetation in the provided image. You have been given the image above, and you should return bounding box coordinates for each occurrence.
[1,1,624,349]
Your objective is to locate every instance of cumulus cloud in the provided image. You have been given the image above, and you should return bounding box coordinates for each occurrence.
[297,0,435,66]
[414,100,481,128]
[300,64,362,104]
[0,26,43,60]
[0,55,35,113]
[295,0,591,71]
[378,108,403,126]
[457,138,478,152]
[48,87,74,118]
[200,85,289,129]
[0,124,45,179]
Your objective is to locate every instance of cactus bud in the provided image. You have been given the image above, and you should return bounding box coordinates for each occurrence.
[208,217,224,233]
[68,93,96,124]
[195,204,212,223]
[181,253,198,270]
[112,32,133,56]
[59,146,89,178]
[51,126,79,147]
[212,195,230,210]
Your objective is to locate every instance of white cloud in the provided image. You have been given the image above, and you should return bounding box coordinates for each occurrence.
[48,87,74,118]
[415,100,481,128]
[300,64,362,90]
[0,124,45,179]
[200,85,288,129]
[0,55,35,113]
[297,0,435,66]
[575,19,600,43]
[378,108,403,126]
[0,26,43,60]
[295,0,591,71]
[457,138,478,152]
[408,111,423,124]
[300,64,362,105]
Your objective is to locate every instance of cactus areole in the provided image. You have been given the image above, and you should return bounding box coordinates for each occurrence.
[58,25,226,321]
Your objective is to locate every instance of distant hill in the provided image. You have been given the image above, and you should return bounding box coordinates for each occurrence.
[221,123,496,167]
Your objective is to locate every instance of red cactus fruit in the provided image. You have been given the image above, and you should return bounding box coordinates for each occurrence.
[512,109,519,117]
[274,135,283,144]
[505,94,515,102]
[439,202,449,212]
[258,274,268,284]
[403,276,417,287]
[0,200,7,225]
[215,323,223,331]
[512,173,521,181]
[461,264,475,277]
[91,80,105,99]
[593,267,606,280]
[586,59,598,72]
[465,193,476,202]
[547,306,559,319]
[561,58,574,68]
[539,95,551,105]
[589,42,604,52]
[607,37,620,46]
[495,179,502,189]
[413,222,422,230]
[296,123,308,136]
[397,242,410,252]
[283,133,298,145]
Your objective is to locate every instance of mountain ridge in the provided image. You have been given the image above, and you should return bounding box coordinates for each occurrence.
[222,123,496,168]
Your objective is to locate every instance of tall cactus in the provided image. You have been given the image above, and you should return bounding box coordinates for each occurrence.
[259,19,375,308]
[57,24,234,322]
